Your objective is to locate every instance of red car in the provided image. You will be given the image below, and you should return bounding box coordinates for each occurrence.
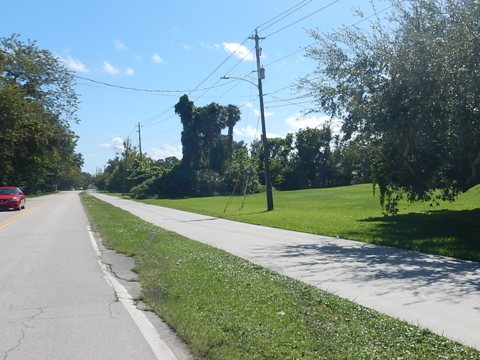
[0,186,26,211]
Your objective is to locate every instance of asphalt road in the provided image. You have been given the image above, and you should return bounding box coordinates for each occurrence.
[0,192,188,360]
[91,192,480,350]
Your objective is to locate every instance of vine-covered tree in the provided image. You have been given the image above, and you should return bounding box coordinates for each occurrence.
[171,95,243,197]
[194,102,227,169]
[300,0,480,213]
[174,94,198,168]
[225,104,241,161]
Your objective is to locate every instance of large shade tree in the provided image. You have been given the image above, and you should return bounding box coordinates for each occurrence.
[300,0,480,213]
[0,34,82,192]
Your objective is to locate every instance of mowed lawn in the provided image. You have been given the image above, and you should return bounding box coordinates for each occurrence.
[138,183,480,262]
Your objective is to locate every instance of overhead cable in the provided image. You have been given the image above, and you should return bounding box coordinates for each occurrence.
[74,75,235,94]
[257,0,314,32]
[265,0,342,38]
[264,5,393,68]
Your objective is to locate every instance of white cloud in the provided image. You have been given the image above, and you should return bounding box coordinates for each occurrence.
[182,43,191,50]
[152,53,164,63]
[102,61,121,75]
[114,39,128,51]
[200,41,220,50]
[61,55,89,73]
[149,144,182,160]
[223,42,254,61]
[285,113,343,134]
[234,125,259,139]
[102,62,133,76]
[100,137,125,151]
[245,101,275,118]
[234,124,281,140]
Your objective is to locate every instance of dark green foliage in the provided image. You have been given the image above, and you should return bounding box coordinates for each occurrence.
[95,143,176,198]
[169,95,246,198]
[225,104,241,161]
[251,134,298,190]
[295,126,333,188]
[250,126,366,191]
[159,163,196,198]
[174,94,198,168]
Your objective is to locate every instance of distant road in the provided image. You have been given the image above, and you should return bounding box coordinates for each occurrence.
[0,192,183,360]
[91,192,480,350]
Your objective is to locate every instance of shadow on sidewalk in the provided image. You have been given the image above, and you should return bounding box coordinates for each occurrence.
[276,238,480,301]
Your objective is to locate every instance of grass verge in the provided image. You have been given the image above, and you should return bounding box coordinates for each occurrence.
[81,192,479,359]
[135,184,480,262]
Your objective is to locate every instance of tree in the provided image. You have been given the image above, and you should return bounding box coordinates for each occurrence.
[0,34,82,192]
[171,96,243,197]
[251,135,296,190]
[174,94,198,168]
[295,126,333,188]
[1,34,78,125]
[223,145,261,196]
[194,102,226,169]
[330,135,372,186]
[225,105,241,161]
[300,0,480,213]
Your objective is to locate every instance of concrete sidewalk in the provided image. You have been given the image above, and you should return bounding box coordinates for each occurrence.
[90,193,480,350]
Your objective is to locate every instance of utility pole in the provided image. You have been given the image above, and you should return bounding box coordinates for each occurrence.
[137,122,143,161]
[250,29,274,211]
[122,137,129,196]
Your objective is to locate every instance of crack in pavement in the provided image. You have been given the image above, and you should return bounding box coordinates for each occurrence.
[108,301,120,320]
[104,262,137,283]
[108,287,120,320]
[3,308,44,360]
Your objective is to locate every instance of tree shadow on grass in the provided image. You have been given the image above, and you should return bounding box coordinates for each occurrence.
[354,209,480,262]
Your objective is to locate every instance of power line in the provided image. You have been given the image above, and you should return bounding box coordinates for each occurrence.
[265,0,343,38]
[264,5,393,68]
[189,37,251,93]
[191,0,318,99]
[265,100,313,109]
[257,0,314,32]
[74,75,234,94]
[264,94,314,104]
[192,45,257,103]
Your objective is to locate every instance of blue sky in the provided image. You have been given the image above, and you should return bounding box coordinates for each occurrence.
[3,0,386,174]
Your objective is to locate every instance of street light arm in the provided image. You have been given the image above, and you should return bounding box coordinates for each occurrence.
[220,75,258,89]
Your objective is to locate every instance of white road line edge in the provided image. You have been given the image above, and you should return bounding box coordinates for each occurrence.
[87,226,178,360]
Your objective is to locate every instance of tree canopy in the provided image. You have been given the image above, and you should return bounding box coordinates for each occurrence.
[0,34,83,192]
[300,0,480,213]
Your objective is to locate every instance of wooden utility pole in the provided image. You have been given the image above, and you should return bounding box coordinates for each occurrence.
[137,122,143,161]
[250,29,274,211]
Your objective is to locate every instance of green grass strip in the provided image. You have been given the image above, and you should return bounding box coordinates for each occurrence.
[135,184,480,262]
[81,193,479,359]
